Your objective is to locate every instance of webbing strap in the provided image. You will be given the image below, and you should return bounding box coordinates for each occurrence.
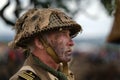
[63,62,69,75]
[39,35,60,63]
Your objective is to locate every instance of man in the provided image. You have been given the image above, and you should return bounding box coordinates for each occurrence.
[9,8,82,80]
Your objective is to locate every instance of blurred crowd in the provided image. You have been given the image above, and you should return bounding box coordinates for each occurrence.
[0,42,25,80]
[70,43,120,80]
[0,42,120,80]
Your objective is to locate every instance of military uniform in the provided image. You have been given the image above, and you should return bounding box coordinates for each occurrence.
[10,54,74,80]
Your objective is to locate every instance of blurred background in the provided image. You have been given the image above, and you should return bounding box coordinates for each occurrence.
[0,0,120,80]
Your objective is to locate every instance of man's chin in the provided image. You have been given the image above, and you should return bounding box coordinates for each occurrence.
[62,58,71,62]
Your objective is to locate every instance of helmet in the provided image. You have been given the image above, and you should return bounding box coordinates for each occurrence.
[9,8,82,48]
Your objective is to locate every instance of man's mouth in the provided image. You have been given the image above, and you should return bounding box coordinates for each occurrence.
[66,50,72,55]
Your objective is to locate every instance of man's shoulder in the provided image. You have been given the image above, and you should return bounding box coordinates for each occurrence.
[9,70,41,80]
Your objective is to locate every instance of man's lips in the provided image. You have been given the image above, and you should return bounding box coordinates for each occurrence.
[66,49,71,52]
[66,50,72,55]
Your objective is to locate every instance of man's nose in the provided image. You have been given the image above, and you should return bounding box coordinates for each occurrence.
[68,39,74,46]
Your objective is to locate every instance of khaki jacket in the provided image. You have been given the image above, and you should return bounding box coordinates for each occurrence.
[9,54,74,80]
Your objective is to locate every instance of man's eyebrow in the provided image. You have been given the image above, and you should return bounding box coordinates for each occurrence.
[62,30,70,35]
[60,30,69,32]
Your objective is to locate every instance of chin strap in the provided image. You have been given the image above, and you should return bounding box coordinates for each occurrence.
[62,62,69,75]
[39,35,60,63]
[39,35,69,76]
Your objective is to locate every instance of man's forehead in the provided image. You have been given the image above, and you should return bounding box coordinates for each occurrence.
[43,28,70,37]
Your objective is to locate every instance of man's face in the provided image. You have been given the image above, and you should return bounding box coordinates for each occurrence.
[46,30,74,62]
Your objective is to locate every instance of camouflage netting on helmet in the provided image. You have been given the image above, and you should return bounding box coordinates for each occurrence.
[9,8,82,48]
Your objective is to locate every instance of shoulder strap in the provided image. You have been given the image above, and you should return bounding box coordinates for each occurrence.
[18,70,41,80]
[19,66,36,74]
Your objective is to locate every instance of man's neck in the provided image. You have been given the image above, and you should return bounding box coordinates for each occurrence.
[33,49,59,70]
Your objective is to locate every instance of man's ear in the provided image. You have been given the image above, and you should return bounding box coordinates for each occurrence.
[34,38,44,49]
